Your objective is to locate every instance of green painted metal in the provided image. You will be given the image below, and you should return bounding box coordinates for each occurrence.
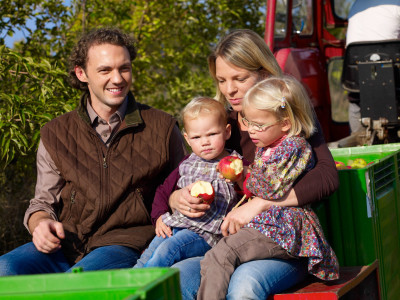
[0,267,181,300]
[313,143,400,300]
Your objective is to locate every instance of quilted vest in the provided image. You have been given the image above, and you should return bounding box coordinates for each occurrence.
[40,92,177,263]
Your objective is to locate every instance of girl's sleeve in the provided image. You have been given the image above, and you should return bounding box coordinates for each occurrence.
[246,140,313,200]
[293,120,340,206]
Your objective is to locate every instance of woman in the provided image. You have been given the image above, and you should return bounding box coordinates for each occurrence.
[158,29,339,300]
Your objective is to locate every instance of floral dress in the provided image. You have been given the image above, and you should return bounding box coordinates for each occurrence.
[244,135,339,280]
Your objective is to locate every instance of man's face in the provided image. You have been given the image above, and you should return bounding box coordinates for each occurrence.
[75,43,132,119]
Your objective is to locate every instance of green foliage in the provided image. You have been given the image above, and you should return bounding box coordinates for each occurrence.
[0,0,266,253]
[0,45,78,168]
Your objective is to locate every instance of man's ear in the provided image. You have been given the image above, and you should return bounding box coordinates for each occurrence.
[75,66,88,83]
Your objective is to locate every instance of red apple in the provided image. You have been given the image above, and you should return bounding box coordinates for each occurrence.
[335,161,346,170]
[190,181,215,205]
[218,156,243,181]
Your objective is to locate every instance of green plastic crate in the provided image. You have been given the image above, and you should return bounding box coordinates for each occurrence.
[312,143,400,300]
[0,267,181,300]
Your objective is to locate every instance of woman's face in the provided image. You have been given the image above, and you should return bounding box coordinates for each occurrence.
[215,56,260,112]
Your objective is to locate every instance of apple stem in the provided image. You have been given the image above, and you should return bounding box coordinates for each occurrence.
[233,194,247,210]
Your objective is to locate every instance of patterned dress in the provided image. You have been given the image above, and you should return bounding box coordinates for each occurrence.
[244,135,339,280]
[162,151,241,247]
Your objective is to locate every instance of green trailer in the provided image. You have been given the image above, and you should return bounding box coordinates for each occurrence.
[0,267,181,300]
[313,143,400,300]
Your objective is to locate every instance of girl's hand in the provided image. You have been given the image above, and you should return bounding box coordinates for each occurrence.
[168,182,210,218]
[221,197,272,236]
[155,216,172,238]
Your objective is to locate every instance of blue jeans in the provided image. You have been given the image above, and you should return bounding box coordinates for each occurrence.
[134,228,211,268]
[0,242,140,276]
[172,256,309,300]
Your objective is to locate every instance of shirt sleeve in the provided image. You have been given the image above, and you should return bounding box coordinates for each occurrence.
[293,119,340,206]
[247,140,313,200]
[23,139,65,232]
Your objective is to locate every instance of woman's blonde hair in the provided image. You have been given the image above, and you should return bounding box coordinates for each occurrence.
[242,75,316,138]
[208,29,282,106]
[181,96,228,133]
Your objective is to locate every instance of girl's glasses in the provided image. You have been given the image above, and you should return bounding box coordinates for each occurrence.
[241,116,281,132]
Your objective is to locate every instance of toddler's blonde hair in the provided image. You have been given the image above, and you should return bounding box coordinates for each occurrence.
[181,96,228,133]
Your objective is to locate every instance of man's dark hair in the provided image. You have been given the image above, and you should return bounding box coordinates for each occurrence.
[68,27,137,91]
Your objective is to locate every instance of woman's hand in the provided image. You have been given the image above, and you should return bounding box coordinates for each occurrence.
[168,182,210,218]
[155,216,172,238]
[221,196,272,236]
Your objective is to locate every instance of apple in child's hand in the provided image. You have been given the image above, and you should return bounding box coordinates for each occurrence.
[218,156,243,181]
[190,181,215,205]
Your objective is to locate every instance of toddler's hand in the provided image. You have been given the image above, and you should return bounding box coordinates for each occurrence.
[155,216,172,238]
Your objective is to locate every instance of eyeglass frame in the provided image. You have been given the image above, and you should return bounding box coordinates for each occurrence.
[241,116,282,132]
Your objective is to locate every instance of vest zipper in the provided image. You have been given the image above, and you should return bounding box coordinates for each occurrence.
[100,153,109,221]
[103,156,108,168]
[68,190,76,221]
[71,190,76,203]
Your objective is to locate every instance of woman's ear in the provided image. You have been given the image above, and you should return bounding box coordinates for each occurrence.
[75,66,88,83]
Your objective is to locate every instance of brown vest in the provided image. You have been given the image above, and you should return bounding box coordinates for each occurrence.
[41,92,177,263]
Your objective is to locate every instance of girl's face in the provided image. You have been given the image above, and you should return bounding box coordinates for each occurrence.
[243,106,291,148]
[215,57,260,112]
[184,112,231,160]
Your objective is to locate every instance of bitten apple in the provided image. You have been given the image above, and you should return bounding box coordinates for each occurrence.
[190,181,215,205]
[218,156,244,181]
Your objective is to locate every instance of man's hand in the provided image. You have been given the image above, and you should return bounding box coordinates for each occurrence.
[29,211,65,253]
[155,216,172,238]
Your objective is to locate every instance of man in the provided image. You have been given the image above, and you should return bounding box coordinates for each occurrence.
[0,28,186,275]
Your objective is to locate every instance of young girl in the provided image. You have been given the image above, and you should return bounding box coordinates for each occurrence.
[134,96,241,268]
[198,75,339,300]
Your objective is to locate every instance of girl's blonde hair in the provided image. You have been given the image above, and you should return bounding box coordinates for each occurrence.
[181,96,228,133]
[208,29,283,106]
[242,75,316,138]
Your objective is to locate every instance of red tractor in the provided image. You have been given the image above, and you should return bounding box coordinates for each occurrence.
[264,0,400,146]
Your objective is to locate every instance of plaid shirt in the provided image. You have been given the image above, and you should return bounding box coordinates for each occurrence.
[162,151,241,246]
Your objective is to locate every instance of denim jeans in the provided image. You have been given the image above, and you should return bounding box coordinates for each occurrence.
[0,242,140,276]
[172,256,309,300]
[134,228,211,268]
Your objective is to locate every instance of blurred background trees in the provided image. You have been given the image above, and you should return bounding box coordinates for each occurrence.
[0,0,266,254]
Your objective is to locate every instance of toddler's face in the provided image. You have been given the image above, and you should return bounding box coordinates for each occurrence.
[184,112,231,160]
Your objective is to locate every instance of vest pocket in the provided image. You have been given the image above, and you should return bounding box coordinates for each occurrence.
[135,188,151,223]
